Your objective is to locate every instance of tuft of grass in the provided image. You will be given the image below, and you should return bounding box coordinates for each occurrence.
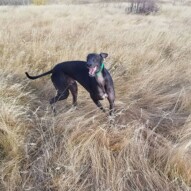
[0,71,36,190]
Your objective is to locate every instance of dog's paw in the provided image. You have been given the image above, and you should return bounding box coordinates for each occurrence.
[102,93,108,99]
[68,105,78,112]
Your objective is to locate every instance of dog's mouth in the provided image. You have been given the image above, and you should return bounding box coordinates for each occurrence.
[88,66,97,77]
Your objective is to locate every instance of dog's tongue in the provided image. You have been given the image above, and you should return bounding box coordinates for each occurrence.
[89,66,97,76]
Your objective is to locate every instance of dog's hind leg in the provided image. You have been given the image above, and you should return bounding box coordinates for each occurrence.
[69,81,78,106]
[49,89,69,115]
[63,75,78,106]
[49,89,69,105]
[49,72,70,106]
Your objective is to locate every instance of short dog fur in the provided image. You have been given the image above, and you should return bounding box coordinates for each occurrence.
[25,53,115,115]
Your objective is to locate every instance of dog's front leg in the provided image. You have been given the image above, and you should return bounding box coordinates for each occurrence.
[108,99,114,116]
[92,98,106,112]
[107,93,115,116]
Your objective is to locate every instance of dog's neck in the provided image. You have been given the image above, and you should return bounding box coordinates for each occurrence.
[95,70,104,81]
[95,63,105,82]
[95,67,106,92]
[95,63,104,77]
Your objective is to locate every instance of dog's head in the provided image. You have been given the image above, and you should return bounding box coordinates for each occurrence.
[86,53,108,77]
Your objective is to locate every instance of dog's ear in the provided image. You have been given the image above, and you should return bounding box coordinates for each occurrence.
[100,53,108,59]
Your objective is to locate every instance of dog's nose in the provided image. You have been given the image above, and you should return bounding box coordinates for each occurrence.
[87,63,91,68]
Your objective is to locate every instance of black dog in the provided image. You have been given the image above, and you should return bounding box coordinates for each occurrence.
[25,53,115,115]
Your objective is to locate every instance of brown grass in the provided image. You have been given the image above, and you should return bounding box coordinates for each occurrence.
[0,2,191,191]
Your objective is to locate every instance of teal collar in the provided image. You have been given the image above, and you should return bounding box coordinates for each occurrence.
[96,63,104,76]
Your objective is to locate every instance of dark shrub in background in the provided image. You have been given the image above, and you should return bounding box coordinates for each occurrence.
[0,0,32,5]
[127,0,159,14]
[0,0,46,5]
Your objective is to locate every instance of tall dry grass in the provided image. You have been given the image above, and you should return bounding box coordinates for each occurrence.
[0,2,191,190]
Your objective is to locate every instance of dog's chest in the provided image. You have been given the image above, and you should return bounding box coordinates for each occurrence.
[96,74,105,86]
[94,75,107,99]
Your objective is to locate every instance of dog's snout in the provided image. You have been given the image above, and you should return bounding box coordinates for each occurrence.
[87,62,91,68]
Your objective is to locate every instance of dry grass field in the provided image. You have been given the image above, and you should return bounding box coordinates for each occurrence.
[0,2,191,191]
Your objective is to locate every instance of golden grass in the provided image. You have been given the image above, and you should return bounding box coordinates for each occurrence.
[0,2,191,190]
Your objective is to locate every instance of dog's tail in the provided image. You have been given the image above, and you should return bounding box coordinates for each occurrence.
[25,70,52,80]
